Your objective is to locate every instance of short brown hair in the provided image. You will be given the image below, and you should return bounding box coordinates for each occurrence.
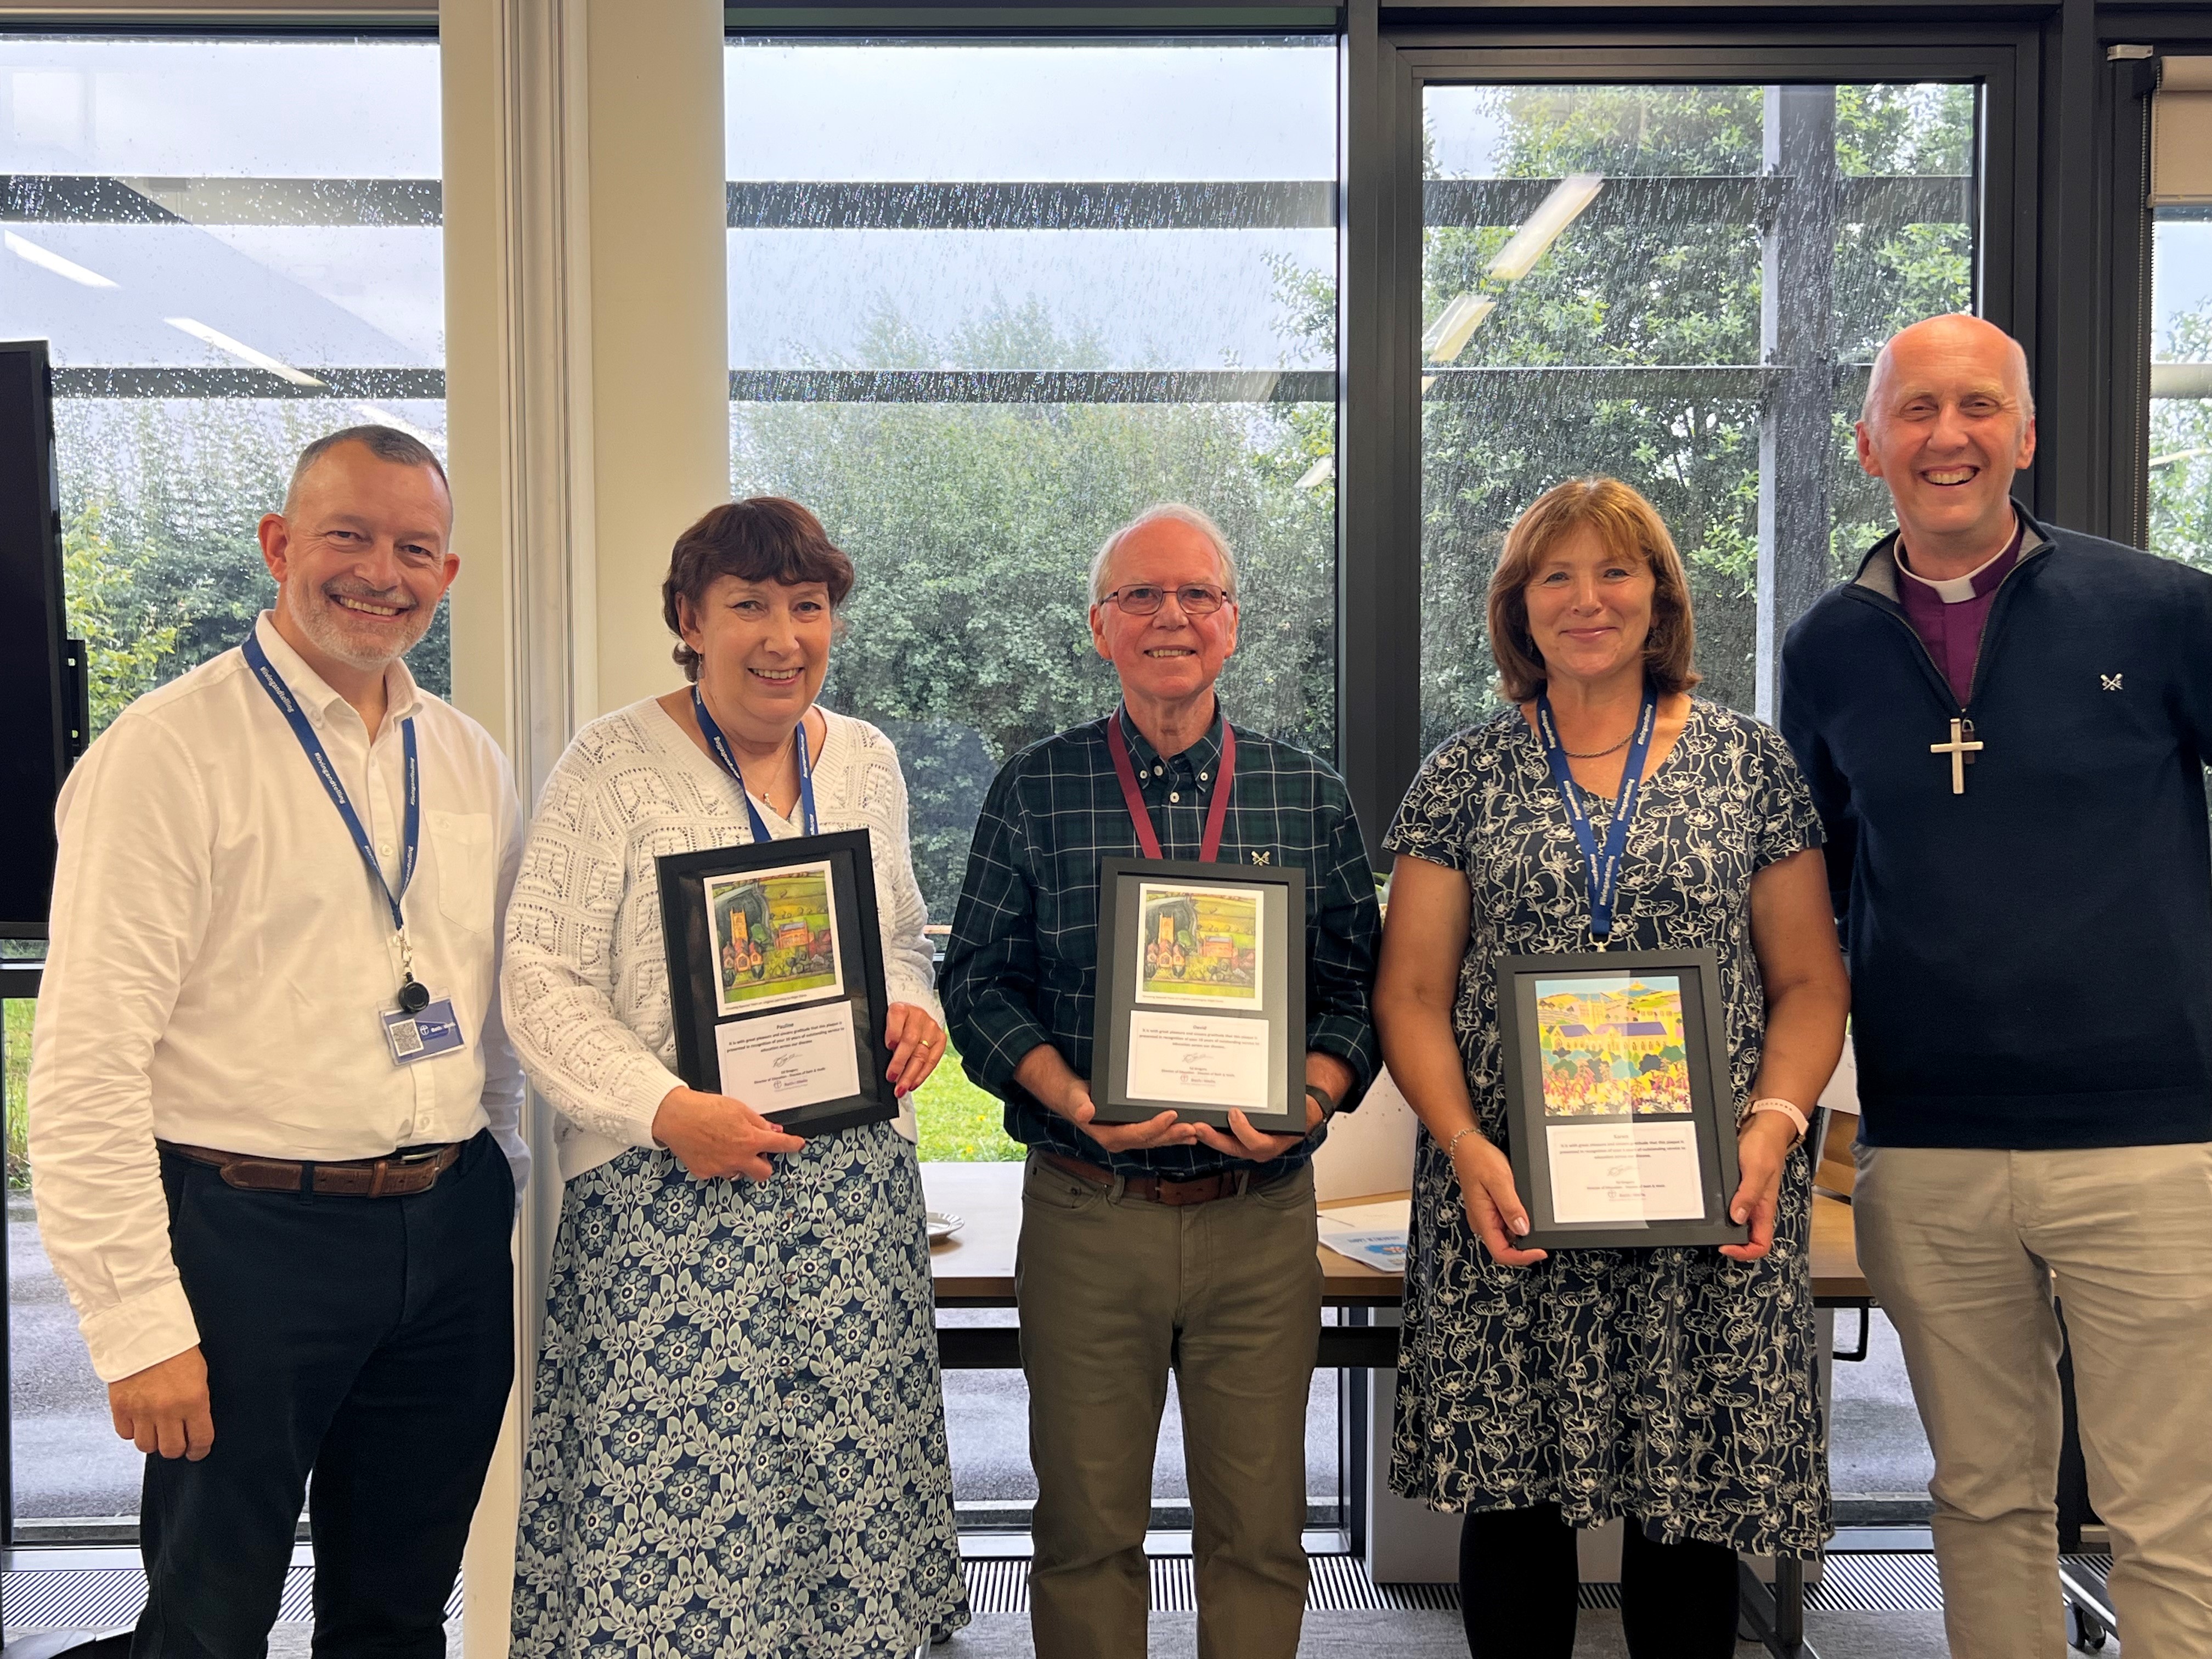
[662,497,855,682]
[1486,477,1701,704]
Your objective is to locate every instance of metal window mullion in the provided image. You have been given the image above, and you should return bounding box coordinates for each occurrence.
[1756,84,1838,725]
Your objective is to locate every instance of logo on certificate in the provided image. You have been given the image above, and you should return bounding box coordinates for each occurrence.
[702,859,847,1017]
[1135,881,1265,1012]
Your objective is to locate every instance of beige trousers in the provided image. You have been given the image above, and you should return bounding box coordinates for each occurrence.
[1854,1141,2212,1659]
[1015,1153,1322,1659]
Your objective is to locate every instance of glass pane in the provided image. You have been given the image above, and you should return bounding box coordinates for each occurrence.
[1418,82,1977,749]
[2149,209,2212,572]
[3,31,444,1537]
[3,35,449,723]
[728,34,1342,1530]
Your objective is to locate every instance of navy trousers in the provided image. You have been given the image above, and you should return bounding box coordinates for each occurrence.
[135,1130,515,1659]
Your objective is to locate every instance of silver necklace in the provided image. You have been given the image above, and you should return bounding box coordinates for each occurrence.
[1561,729,1635,759]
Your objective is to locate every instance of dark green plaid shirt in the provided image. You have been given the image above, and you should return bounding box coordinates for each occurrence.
[942,706,1380,1178]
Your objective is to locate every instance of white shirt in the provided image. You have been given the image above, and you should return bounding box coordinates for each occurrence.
[502,698,940,1183]
[27,613,528,1383]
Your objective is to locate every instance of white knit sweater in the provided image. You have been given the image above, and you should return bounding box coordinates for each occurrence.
[502,697,941,1182]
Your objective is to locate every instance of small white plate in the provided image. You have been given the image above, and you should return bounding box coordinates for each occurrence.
[926,1210,963,1243]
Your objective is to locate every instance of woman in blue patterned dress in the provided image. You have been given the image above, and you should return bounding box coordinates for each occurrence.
[1373,478,1849,1659]
[501,499,968,1656]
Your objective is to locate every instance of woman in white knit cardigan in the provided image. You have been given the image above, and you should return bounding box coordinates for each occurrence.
[502,498,969,1656]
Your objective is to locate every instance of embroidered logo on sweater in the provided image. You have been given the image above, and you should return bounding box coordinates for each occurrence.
[2101,673,2123,691]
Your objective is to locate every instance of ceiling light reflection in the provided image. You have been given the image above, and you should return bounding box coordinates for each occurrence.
[5,230,118,289]
[165,316,324,387]
[1487,173,1604,283]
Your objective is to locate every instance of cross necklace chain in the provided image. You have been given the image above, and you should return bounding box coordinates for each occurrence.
[1931,716,1984,794]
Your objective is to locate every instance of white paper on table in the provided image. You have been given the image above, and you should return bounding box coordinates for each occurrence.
[1125,1010,1269,1109]
[716,1001,861,1117]
[1319,1231,1409,1271]
[1317,1197,1411,1271]
[1318,1198,1413,1235]
[1543,1118,1705,1225]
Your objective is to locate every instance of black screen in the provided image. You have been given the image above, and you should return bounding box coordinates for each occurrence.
[0,341,77,939]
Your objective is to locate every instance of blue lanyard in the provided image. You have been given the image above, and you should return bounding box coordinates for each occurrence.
[242,629,421,977]
[692,686,819,841]
[1533,684,1658,947]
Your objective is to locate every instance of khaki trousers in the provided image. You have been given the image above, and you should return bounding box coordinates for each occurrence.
[1854,1142,2212,1659]
[1016,1153,1322,1659]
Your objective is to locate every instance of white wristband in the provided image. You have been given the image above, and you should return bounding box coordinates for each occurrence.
[1748,1098,1809,1143]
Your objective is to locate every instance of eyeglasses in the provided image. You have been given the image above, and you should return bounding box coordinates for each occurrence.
[1099,583,1232,617]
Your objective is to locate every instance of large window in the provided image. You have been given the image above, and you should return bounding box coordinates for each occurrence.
[1417,81,1977,750]
[3,35,448,727]
[3,31,443,1540]
[2149,208,2211,571]
[724,38,1339,930]
[723,35,1345,1535]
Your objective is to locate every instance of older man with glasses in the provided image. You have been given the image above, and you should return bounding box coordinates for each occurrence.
[943,504,1380,1659]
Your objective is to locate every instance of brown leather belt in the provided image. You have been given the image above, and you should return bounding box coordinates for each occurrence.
[1042,1150,1252,1207]
[157,1139,462,1198]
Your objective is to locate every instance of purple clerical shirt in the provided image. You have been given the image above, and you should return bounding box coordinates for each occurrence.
[1893,516,2025,707]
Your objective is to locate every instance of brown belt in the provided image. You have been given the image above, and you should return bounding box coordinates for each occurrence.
[157,1139,462,1198]
[1042,1150,1252,1207]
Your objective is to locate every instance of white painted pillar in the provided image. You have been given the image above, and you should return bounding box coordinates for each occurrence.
[441,5,727,1654]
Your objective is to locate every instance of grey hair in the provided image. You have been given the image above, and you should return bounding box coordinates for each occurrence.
[1088,504,1240,606]
[283,424,451,518]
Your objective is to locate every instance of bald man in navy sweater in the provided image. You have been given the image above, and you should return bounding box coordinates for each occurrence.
[1781,313,2212,1659]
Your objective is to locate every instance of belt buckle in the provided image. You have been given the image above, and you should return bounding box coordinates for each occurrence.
[395,1148,441,1165]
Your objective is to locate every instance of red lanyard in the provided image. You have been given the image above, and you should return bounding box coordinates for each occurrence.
[1105,707,1237,864]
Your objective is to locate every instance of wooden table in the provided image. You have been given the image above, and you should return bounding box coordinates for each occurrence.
[921,1164,1406,1369]
[924,1162,1868,1315]
[921,1161,1868,1659]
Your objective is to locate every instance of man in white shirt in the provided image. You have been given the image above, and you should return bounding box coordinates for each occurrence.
[28,426,528,1658]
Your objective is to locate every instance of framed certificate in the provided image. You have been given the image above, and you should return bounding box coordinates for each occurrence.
[1089,856,1307,1133]
[656,828,898,1136]
[1495,947,1746,1250]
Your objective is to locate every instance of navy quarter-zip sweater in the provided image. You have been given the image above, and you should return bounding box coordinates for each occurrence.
[1780,512,2212,1149]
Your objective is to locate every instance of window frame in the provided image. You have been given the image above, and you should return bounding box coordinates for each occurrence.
[1338,20,2042,854]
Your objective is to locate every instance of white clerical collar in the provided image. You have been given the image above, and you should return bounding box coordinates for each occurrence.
[1894,521,2018,605]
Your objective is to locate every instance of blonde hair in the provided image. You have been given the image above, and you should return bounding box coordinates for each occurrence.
[1486,477,1701,704]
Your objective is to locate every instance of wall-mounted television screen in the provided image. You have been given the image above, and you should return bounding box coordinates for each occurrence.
[0,340,85,940]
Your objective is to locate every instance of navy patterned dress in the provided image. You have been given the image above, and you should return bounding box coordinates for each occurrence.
[511,1125,969,1654]
[1383,699,1830,1558]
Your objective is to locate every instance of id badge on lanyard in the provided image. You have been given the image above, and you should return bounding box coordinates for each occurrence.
[242,630,467,1067]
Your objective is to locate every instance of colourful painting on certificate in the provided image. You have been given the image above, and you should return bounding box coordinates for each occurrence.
[703,859,845,1016]
[1533,972,1694,1120]
[1134,882,1264,1011]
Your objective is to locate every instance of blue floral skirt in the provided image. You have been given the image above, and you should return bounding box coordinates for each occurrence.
[511,1126,969,1656]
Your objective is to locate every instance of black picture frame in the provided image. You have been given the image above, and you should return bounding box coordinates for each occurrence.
[1090,855,1307,1133]
[656,828,898,1136]
[1496,946,1746,1250]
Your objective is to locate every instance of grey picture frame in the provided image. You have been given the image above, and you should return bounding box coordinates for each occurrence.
[1495,945,1746,1251]
[1090,855,1307,1133]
